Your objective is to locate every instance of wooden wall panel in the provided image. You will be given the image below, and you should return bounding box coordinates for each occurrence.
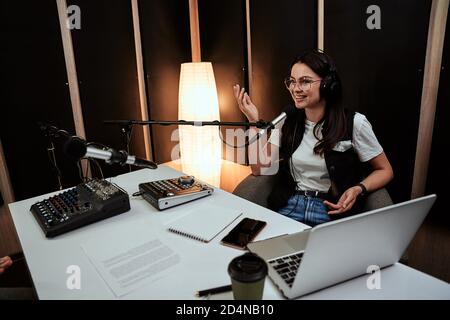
[425,5,450,223]
[250,0,317,121]
[68,0,144,178]
[325,0,432,203]
[0,0,79,200]
[139,0,192,164]
[198,0,248,163]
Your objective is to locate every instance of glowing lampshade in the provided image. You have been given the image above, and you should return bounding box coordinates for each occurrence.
[178,62,221,187]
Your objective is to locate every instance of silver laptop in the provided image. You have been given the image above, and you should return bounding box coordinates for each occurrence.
[247,194,436,299]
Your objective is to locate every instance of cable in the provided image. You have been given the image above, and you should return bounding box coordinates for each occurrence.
[218,126,248,148]
[77,160,84,182]
[46,141,63,190]
[126,125,133,172]
[89,158,104,180]
[217,125,273,149]
[132,191,143,197]
[93,159,104,180]
[84,158,90,182]
[285,121,300,217]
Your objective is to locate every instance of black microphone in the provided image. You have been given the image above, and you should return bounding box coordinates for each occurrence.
[64,136,157,169]
[248,105,297,144]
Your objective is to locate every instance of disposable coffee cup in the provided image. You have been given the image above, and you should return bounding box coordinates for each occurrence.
[227,252,268,300]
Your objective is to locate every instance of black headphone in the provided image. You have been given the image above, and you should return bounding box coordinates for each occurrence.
[311,50,341,101]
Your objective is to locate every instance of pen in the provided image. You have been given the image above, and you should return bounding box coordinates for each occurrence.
[196,284,232,297]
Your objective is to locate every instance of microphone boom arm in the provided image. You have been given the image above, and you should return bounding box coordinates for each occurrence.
[103,119,270,128]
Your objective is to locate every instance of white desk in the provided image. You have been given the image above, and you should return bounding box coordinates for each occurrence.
[9,166,450,300]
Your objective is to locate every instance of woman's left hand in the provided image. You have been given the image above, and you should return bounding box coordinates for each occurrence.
[323,186,362,215]
[0,256,13,275]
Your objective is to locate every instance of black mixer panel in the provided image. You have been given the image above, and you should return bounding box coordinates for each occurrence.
[30,179,130,238]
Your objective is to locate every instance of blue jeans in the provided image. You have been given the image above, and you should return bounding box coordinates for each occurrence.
[278,194,331,227]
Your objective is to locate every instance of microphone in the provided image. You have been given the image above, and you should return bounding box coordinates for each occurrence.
[64,136,158,169]
[248,105,297,144]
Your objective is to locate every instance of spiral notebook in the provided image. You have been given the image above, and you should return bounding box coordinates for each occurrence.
[167,206,242,243]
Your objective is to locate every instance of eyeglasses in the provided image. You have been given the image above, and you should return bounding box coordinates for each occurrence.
[284,77,321,91]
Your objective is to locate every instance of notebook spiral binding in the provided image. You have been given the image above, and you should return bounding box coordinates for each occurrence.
[168,228,208,243]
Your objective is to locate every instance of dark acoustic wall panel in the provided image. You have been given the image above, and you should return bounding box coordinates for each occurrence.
[198,0,248,162]
[250,0,317,121]
[68,0,144,178]
[426,15,450,223]
[325,0,431,203]
[139,0,191,164]
[0,0,79,200]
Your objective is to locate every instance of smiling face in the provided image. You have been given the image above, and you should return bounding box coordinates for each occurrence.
[288,62,323,110]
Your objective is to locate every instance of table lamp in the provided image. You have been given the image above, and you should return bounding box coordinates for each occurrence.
[178,62,222,187]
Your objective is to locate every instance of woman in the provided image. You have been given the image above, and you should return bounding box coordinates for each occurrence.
[233,49,393,226]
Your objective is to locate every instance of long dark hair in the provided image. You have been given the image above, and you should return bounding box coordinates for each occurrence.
[281,50,347,159]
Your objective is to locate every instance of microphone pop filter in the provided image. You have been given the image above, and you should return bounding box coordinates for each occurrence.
[64,136,87,160]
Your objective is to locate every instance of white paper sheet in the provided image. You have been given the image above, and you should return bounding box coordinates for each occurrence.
[81,231,180,297]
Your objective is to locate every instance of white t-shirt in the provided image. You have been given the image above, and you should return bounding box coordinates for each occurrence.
[270,112,383,192]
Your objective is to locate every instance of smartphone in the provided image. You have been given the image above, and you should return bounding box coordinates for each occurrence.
[220,218,267,250]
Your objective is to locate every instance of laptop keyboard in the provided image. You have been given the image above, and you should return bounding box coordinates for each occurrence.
[268,252,304,287]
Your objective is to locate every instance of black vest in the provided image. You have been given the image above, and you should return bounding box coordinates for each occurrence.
[267,109,365,218]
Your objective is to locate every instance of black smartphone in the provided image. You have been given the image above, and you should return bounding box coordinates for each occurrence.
[220,218,267,250]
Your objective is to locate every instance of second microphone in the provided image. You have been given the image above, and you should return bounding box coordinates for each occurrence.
[64,136,158,169]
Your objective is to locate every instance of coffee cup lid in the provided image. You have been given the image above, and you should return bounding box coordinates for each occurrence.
[228,252,268,283]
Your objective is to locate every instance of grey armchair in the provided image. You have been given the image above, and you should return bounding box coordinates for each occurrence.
[233,174,402,261]
[233,174,393,212]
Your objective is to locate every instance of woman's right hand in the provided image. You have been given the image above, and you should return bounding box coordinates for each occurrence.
[233,84,259,122]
